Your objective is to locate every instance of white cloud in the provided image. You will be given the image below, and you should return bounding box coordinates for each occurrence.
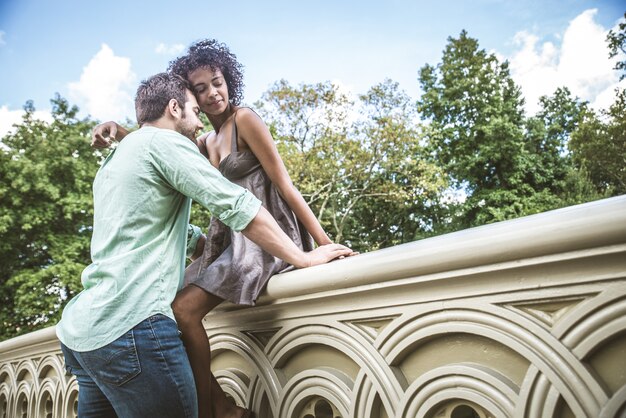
[68,44,136,122]
[155,42,185,55]
[0,105,53,140]
[509,9,624,115]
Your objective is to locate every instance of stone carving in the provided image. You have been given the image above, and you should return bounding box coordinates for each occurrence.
[1,196,625,417]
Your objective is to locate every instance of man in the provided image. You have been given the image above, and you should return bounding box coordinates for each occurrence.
[56,72,351,417]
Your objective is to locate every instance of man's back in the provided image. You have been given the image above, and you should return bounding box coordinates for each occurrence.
[57,127,192,351]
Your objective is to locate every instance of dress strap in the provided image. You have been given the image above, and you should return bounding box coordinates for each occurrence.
[231,112,239,153]
[231,107,261,153]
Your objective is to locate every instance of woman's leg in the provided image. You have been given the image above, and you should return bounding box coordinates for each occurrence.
[172,285,249,418]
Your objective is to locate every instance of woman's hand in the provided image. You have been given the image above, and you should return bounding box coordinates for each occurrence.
[299,243,357,268]
[91,121,128,148]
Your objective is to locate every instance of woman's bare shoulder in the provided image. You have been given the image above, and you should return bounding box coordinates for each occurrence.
[235,107,265,126]
[201,130,218,144]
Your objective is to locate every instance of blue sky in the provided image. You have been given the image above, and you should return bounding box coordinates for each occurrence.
[0,0,624,136]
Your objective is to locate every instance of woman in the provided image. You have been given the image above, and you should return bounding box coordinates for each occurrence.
[93,39,353,418]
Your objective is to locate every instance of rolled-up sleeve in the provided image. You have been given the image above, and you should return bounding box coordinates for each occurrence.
[186,224,203,257]
[149,131,261,232]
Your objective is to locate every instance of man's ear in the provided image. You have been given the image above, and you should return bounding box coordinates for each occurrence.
[167,98,182,119]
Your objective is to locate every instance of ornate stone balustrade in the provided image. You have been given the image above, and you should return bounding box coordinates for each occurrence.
[1,195,626,418]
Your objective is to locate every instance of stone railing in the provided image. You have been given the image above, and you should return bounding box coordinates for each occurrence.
[1,195,625,418]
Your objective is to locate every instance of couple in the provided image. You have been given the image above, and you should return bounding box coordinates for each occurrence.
[56,39,355,418]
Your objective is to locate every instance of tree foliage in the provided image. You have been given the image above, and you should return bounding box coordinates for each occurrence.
[417,31,608,231]
[418,30,537,228]
[607,12,626,80]
[257,79,446,250]
[0,96,100,339]
[570,88,626,195]
[523,87,605,206]
[2,27,625,341]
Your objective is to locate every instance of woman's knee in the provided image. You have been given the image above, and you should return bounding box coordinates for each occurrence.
[171,296,195,326]
[172,286,219,326]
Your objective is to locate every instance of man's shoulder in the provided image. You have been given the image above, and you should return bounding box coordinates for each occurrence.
[124,127,191,153]
[128,126,175,140]
[136,127,191,147]
[135,128,201,171]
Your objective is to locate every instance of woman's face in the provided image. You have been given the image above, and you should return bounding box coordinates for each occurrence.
[188,66,230,116]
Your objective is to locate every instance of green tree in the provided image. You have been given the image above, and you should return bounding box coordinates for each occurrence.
[351,80,447,247]
[256,79,354,244]
[607,12,626,80]
[0,96,100,340]
[523,87,603,207]
[257,79,446,251]
[570,88,626,195]
[417,30,532,229]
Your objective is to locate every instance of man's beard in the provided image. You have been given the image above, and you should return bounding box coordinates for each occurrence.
[178,111,197,141]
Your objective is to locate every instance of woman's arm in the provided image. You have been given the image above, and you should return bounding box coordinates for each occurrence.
[236,109,332,246]
[91,121,130,148]
[196,132,211,159]
[93,121,213,159]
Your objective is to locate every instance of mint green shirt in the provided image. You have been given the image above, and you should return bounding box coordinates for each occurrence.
[56,126,261,351]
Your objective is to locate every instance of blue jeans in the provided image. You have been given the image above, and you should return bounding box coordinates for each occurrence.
[61,314,198,418]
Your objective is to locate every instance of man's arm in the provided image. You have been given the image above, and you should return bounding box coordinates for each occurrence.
[186,224,205,260]
[187,208,351,268]
[189,234,206,261]
[242,206,352,268]
[150,132,353,267]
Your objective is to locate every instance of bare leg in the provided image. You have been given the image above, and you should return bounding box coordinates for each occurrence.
[172,285,249,418]
[209,372,245,417]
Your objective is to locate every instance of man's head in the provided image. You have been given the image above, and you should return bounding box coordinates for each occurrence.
[135,72,188,126]
[135,72,203,140]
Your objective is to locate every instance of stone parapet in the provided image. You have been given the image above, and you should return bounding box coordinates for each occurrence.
[2,195,625,417]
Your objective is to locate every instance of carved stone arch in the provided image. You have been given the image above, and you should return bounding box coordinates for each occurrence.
[397,363,517,418]
[382,307,606,418]
[350,374,378,418]
[557,291,626,418]
[210,331,283,416]
[515,366,574,418]
[0,363,16,415]
[215,369,248,407]
[267,322,403,417]
[61,379,78,418]
[12,382,32,418]
[34,382,55,418]
[0,364,16,389]
[563,295,626,358]
[0,390,9,418]
[14,361,36,386]
[599,384,626,418]
[35,359,63,418]
[554,287,626,343]
[499,289,626,418]
[54,384,65,418]
[279,368,352,418]
[36,356,64,383]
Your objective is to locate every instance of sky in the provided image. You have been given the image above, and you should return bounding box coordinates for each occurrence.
[0,0,624,137]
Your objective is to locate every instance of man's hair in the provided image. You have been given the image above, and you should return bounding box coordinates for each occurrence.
[135,72,190,125]
[168,39,244,106]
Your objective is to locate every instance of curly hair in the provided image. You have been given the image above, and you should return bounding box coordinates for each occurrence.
[169,39,245,106]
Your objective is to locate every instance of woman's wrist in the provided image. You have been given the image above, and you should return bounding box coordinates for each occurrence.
[316,235,333,246]
[116,125,130,141]
[293,252,310,269]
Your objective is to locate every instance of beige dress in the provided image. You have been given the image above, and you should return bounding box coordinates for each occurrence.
[184,111,314,305]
